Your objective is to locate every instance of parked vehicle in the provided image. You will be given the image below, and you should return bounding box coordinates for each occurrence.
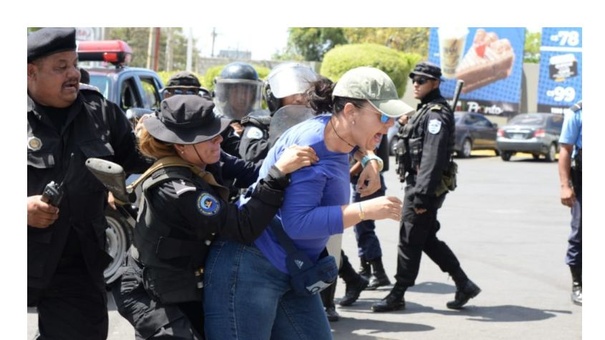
[496,113,564,162]
[454,111,499,158]
[387,111,499,158]
[78,40,163,285]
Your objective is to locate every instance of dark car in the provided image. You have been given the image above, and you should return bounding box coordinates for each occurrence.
[454,111,499,158]
[496,113,564,162]
[79,40,164,115]
[387,111,499,158]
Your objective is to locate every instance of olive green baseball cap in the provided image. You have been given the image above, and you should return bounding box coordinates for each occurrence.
[333,66,413,118]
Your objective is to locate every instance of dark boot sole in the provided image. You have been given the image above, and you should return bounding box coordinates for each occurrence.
[371,303,405,312]
[446,287,482,310]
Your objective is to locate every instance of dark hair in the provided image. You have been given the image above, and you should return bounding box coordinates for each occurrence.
[307,76,366,115]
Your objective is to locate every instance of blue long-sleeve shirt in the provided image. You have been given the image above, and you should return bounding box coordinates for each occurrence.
[251,114,351,273]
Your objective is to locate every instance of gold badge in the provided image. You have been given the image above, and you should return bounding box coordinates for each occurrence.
[28,137,42,151]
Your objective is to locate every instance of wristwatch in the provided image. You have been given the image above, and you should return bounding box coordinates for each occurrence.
[361,154,384,172]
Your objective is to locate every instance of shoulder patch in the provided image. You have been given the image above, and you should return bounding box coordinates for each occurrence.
[245,126,264,140]
[430,104,442,111]
[428,119,442,134]
[197,192,221,216]
[172,179,197,196]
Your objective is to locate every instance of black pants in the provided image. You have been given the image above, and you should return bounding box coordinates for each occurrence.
[394,185,461,287]
[29,258,108,340]
[111,254,204,340]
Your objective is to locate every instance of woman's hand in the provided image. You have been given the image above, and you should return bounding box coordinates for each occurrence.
[274,145,319,174]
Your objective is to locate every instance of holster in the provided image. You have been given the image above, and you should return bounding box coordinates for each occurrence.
[435,160,458,197]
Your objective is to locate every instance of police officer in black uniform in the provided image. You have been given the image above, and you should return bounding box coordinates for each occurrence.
[238,62,319,163]
[372,61,481,312]
[27,27,152,339]
[213,62,263,158]
[111,94,317,339]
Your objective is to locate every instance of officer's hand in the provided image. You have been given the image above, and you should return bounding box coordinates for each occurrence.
[230,122,244,136]
[107,191,117,210]
[360,196,403,221]
[357,162,380,197]
[27,195,59,228]
[274,145,319,175]
[560,185,576,208]
[414,207,427,214]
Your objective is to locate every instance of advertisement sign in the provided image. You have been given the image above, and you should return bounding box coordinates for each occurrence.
[536,28,582,114]
[428,27,526,117]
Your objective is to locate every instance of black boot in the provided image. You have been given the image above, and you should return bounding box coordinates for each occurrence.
[371,283,406,312]
[570,265,582,305]
[338,251,369,307]
[366,257,391,290]
[358,258,371,280]
[446,279,481,309]
[321,282,339,322]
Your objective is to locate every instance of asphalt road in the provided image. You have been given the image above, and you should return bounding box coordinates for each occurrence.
[27,153,585,339]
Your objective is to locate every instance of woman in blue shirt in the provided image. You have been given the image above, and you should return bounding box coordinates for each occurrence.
[203,67,407,340]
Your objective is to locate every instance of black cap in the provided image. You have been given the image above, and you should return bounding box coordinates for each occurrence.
[28,27,77,63]
[409,61,442,80]
[165,71,202,89]
[143,95,231,144]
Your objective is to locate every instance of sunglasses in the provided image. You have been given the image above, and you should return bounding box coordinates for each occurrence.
[360,105,392,123]
[169,88,199,95]
[412,77,430,85]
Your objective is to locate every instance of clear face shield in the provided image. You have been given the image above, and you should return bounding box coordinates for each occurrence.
[214,79,262,120]
[267,63,319,99]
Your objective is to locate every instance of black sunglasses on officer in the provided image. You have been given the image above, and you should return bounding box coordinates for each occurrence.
[412,76,431,85]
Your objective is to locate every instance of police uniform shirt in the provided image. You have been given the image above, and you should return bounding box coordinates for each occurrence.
[409,90,454,207]
[144,161,289,245]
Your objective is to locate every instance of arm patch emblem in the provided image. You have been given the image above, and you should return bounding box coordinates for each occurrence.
[197,192,220,216]
[428,119,442,134]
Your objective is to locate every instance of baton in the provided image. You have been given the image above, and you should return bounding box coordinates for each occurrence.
[451,80,465,111]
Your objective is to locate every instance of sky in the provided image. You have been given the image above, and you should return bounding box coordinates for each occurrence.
[190,26,289,60]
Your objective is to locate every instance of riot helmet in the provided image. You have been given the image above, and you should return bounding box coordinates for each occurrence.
[263,62,319,114]
[213,62,262,120]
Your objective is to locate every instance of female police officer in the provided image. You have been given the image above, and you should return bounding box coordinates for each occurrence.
[112,94,317,339]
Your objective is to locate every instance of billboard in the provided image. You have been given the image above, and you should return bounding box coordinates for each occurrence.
[536,27,582,114]
[428,27,526,117]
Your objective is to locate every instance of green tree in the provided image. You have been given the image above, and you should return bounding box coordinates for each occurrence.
[320,43,421,97]
[104,27,199,71]
[524,30,541,63]
[285,28,348,61]
[343,28,429,59]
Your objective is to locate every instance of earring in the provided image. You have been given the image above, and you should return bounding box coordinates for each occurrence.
[352,120,356,125]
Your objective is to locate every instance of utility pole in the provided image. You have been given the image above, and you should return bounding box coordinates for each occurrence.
[153,27,161,71]
[146,28,153,69]
[211,27,217,58]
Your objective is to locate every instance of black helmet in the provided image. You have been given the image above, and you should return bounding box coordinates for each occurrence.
[219,62,259,81]
[214,62,262,120]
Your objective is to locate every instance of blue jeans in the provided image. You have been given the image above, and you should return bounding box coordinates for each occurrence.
[203,240,331,340]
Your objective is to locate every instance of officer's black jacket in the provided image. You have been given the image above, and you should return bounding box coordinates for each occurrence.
[133,156,289,303]
[406,89,455,209]
[238,114,271,164]
[27,89,152,290]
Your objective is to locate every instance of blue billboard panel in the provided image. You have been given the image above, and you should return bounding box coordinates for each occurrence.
[428,27,526,117]
[537,27,582,114]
